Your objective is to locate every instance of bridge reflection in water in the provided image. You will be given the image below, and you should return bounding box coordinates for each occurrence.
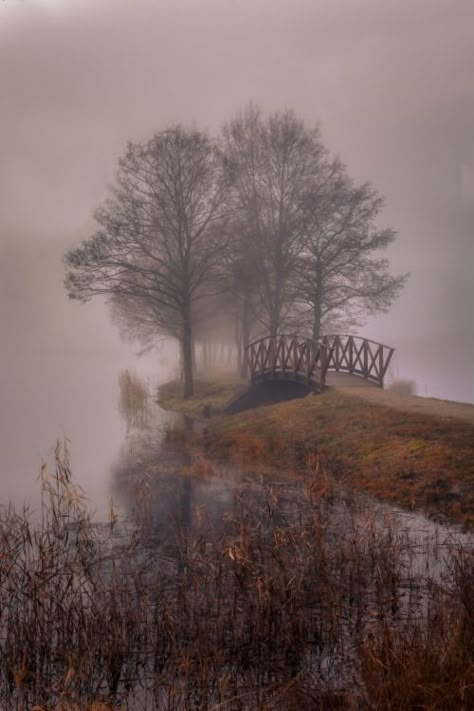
[247,334,395,391]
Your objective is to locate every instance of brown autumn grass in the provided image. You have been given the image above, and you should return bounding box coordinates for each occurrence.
[33,704,117,710]
[157,377,243,418]
[184,387,474,531]
[0,438,473,709]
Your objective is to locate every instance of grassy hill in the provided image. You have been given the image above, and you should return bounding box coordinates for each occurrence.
[158,380,474,530]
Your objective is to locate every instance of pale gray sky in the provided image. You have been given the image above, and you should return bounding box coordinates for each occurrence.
[1,0,473,400]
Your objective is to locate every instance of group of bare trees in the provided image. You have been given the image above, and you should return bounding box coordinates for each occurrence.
[64,106,407,397]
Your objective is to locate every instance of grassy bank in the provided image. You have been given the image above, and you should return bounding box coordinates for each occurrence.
[157,377,244,417]
[159,380,474,531]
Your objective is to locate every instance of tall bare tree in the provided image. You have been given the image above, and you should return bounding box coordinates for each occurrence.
[295,158,408,341]
[64,126,228,397]
[219,219,262,375]
[223,105,326,339]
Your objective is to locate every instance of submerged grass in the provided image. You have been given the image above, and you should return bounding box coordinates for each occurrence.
[0,436,473,709]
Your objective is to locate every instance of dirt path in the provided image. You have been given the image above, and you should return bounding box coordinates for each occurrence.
[334,386,474,424]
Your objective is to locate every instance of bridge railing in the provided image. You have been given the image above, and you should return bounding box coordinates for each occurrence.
[322,334,395,387]
[246,334,329,391]
[246,333,395,389]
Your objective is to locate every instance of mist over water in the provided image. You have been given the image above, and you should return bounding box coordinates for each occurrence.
[0,347,175,517]
[0,6,472,702]
[1,2,473,402]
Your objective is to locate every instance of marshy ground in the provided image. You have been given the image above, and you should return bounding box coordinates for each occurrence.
[0,375,472,709]
[158,378,474,531]
[4,431,473,710]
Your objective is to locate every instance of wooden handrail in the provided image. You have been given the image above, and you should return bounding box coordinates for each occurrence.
[245,333,395,390]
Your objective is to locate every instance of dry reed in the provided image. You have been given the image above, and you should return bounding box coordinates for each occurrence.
[118,370,149,430]
[0,441,472,709]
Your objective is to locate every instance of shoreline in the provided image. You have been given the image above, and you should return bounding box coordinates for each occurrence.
[158,378,474,531]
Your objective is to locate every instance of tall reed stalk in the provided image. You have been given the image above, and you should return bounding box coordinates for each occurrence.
[118,370,149,430]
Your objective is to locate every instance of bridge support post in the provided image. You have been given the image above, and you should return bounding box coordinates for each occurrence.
[348,336,354,374]
[320,341,328,387]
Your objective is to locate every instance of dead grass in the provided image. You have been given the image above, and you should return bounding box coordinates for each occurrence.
[199,389,474,530]
[157,378,244,418]
[118,369,149,429]
[0,439,473,708]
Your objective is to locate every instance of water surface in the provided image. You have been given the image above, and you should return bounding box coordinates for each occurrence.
[0,349,171,517]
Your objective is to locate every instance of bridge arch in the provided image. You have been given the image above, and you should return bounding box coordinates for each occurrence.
[246,333,395,391]
[246,334,327,392]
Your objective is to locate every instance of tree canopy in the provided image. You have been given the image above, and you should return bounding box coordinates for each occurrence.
[64,108,407,395]
[65,126,229,396]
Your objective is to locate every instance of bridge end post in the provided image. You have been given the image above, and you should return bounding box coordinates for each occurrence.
[380,347,395,387]
[319,340,328,390]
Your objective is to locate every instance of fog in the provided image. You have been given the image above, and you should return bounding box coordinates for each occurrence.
[1,0,473,506]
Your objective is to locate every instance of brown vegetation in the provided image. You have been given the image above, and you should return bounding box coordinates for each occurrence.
[4,379,472,707]
[192,388,474,531]
[118,369,149,429]
[157,377,243,418]
[1,441,473,709]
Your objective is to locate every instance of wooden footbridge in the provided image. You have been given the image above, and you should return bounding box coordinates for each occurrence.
[246,334,395,391]
[225,333,395,414]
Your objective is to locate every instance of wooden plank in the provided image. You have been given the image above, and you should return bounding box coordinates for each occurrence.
[261,340,271,373]
[249,344,255,380]
[353,339,365,372]
[348,336,354,373]
[305,340,311,383]
[274,336,284,372]
[336,336,341,371]
[367,342,380,381]
[282,336,294,372]
[378,347,384,386]
[380,346,395,383]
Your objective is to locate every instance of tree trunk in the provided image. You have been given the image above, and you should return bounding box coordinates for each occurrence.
[269,289,281,339]
[236,318,243,376]
[312,308,321,342]
[240,292,251,378]
[182,306,194,398]
[192,337,197,375]
[312,286,322,342]
[269,310,280,339]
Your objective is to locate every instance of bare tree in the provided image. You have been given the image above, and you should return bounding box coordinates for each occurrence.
[295,158,408,341]
[64,126,228,397]
[65,110,406,396]
[223,105,326,339]
[219,218,263,376]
